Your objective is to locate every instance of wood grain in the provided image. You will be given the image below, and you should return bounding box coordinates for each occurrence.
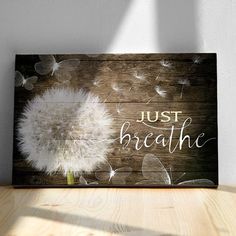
[0,186,235,236]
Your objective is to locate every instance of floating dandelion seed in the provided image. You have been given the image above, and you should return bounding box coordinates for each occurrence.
[178,78,190,99]
[111,82,121,92]
[146,85,167,104]
[93,78,101,87]
[104,82,122,102]
[155,86,167,97]
[34,55,80,78]
[95,161,132,184]
[192,55,202,64]
[116,103,123,114]
[15,71,38,90]
[133,72,146,81]
[135,154,214,186]
[160,60,172,68]
[17,88,114,185]
[129,71,147,91]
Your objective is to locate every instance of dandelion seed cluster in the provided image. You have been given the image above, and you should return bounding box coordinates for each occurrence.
[17,88,114,176]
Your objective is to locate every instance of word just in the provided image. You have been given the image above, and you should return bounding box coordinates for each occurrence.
[136,111,182,123]
[119,111,216,153]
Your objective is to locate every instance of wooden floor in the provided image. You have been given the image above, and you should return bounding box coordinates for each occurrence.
[0,186,236,236]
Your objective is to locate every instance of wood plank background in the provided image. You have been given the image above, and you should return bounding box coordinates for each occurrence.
[13,54,217,186]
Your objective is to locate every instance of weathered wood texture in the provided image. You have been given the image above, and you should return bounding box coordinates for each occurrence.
[13,54,217,186]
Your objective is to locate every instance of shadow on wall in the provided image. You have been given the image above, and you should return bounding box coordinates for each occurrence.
[157,0,199,52]
[0,0,133,184]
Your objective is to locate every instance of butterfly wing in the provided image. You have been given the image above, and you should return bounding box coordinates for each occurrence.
[58,59,80,71]
[34,55,55,75]
[95,161,112,181]
[79,176,88,185]
[135,180,160,185]
[142,154,171,184]
[24,76,38,90]
[178,179,215,186]
[15,71,24,87]
[111,167,132,185]
[55,59,79,81]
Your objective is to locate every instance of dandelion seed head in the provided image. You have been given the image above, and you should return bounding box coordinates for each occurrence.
[17,88,114,176]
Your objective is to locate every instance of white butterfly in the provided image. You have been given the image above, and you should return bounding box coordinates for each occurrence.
[15,71,38,90]
[34,55,80,79]
[79,176,98,185]
[136,154,214,186]
[95,161,132,185]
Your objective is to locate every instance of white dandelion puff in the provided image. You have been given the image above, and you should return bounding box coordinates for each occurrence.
[17,88,114,184]
[178,78,190,99]
[160,60,172,68]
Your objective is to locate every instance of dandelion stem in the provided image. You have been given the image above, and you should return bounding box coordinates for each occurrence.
[67,171,75,185]
[146,95,156,104]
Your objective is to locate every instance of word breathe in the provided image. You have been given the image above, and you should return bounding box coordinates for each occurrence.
[119,111,216,153]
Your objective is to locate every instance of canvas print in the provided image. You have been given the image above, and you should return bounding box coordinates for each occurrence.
[13,54,218,187]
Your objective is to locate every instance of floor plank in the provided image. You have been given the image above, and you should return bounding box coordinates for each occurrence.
[0,186,235,235]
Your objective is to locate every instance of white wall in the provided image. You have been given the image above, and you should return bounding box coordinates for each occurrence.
[0,0,235,184]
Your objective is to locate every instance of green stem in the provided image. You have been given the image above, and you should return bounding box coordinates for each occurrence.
[67,171,75,185]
